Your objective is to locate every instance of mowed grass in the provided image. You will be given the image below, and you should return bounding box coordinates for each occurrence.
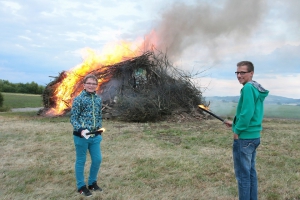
[0,112,299,200]
[1,92,43,109]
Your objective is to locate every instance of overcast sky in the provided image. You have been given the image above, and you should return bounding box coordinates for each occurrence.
[1,0,300,98]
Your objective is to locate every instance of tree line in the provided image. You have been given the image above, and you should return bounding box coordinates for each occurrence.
[0,79,45,94]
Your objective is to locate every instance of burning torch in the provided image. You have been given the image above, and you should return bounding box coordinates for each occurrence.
[198,105,225,122]
[86,128,105,135]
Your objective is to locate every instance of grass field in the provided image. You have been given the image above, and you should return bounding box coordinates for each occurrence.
[209,100,300,120]
[0,93,299,199]
[0,110,299,199]
[1,92,43,109]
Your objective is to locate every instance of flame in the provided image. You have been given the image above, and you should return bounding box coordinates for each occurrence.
[198,104,209,111]
[46,40,147,116]
[99,128,105,132]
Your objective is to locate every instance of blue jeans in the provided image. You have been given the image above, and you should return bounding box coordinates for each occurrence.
[73,135,102,190]
[233,138,260,200]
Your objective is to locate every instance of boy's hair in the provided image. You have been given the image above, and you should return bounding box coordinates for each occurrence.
[237,61,254,72]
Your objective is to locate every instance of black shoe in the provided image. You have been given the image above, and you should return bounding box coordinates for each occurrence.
[88,181,103,192]
[78,186,92,197]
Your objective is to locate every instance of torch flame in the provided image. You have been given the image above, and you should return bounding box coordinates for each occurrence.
[198,104,209,111]
[45,40,149,116]
[99,128,105,132]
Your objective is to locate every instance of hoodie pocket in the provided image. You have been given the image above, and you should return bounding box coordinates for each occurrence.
[233,116,237,124]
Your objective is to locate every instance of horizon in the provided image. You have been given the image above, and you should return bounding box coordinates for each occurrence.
[1,79,299,100]
[205,94,300,100]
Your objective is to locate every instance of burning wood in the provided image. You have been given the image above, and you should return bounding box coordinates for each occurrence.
[41,49,207,122]
[198,104,224,122]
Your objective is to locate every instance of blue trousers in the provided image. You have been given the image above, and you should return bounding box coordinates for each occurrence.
[233,138,260,200]
[73,135,102,190]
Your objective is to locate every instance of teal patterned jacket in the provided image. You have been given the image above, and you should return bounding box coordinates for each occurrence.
[70,90,102,135]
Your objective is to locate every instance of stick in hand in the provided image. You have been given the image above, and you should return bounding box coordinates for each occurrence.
[86,128,105,135]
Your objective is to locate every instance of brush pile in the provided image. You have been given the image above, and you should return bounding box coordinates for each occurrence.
[42,50,206,122]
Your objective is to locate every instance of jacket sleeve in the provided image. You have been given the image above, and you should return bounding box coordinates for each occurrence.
[234,84,256,135]
[70,97,84,133]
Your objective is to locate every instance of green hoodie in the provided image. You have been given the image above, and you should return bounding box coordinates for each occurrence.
[232,80,269,139]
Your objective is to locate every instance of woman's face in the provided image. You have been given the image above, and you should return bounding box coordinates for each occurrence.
[83,78,98,93]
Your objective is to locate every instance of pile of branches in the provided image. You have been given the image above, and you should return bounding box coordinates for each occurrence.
[42,50,206,122]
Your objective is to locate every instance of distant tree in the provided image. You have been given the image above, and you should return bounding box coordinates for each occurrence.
[27,82,39,94]
[37,85,45,94]
[0,79,45,94]
[16,83,28,93]
[2,84,15,93]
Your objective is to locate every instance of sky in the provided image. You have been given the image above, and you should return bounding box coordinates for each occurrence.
[1,0,300,98]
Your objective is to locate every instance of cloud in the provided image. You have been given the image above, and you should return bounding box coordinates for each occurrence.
[252,44,300,75]
[0,0,299,99]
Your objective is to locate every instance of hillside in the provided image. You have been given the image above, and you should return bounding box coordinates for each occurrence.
[205,95,300,105]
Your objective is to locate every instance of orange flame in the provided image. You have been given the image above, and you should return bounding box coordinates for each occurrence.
[99,128,105,132]
[198,104,209,111]
[46,40,148,116]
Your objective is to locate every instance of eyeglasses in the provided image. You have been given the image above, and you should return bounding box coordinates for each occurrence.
[235,71,251,75]
[84,83,98,86]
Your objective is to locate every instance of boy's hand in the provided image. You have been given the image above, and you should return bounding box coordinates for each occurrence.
[224,120,232,128]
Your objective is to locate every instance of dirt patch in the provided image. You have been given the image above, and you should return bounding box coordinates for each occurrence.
[11,107,43,112]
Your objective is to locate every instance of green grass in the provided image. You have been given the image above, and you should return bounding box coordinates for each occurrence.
[264,104,300,119]
[0,112,299,199]
[1,92,43,109]
[209,100,300,120]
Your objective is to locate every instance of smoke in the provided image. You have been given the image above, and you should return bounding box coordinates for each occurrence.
[281,0,300,28]
[145,0,267,62]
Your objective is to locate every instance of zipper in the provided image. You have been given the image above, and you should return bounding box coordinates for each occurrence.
[92,94,96,128]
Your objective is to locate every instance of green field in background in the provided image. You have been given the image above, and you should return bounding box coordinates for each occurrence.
[208,101,300,120]
[2,92,43,108]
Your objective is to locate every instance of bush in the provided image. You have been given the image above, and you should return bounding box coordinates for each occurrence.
[0,92,3,107]
[0,106,10,112]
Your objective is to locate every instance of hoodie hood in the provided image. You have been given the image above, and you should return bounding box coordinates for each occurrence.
[248,80,269,100]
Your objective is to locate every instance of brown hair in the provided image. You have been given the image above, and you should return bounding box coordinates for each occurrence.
[237,61,254,72]
[83,74,98,83]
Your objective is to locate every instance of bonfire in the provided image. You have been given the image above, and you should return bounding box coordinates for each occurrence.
[41,49,207,122]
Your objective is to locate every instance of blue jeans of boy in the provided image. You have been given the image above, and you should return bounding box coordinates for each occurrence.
[73,135,102,190]
[233,138,260,200]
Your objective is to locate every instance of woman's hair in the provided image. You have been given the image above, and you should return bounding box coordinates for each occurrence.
[83,74,98,83]
[237,61,254,72]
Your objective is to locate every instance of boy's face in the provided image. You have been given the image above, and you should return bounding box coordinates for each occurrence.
[84,78,98,93]
[236,65,253,85]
